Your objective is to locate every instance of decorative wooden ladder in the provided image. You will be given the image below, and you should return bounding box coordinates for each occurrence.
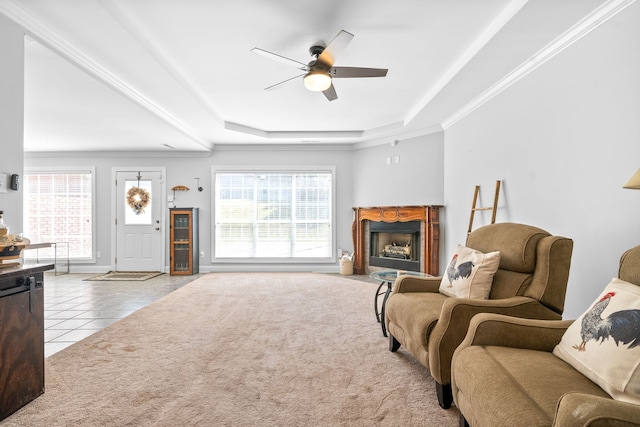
[467,180,501,235]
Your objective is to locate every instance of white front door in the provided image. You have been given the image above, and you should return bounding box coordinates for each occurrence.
[115,170,164,272]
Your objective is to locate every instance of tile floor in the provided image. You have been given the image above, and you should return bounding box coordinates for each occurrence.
[43,271,202,357]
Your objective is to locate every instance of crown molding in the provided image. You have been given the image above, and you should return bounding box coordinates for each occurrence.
[352,124,444,150]
[404,0,529,126]
[24,150,213,159]
[442,0,637,130]
[224,121,364,140]
[212,143,354,152]
[0,0,213,151]
[96,0,226,127]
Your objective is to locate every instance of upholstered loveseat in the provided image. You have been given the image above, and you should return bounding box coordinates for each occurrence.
[451,245,640,426]
[385,222,574,408]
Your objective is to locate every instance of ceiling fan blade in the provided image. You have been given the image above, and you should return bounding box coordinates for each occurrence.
[322,83,338,101]
[330,66,388,78]
[264,74,305,91]
[317,30,354,66]
[251,48,308,71]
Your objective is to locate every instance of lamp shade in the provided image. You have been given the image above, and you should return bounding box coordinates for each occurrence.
[303,71,332,92]
[623,169,640,189]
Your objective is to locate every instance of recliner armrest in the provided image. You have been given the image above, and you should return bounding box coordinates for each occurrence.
[393,274,441,293]
[429,299,567,385]
[457,312,573,353]
[554,392,640,427]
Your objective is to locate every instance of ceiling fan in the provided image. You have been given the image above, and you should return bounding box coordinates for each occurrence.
[251,30,388,101]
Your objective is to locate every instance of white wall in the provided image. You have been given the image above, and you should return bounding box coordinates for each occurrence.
[0,15,24,231]
[26,134,445,274]
[25,145,356,272]
[352,132,444,207]
[443,2,640,318]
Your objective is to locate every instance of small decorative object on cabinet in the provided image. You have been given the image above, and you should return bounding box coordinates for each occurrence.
[169,208,199,275]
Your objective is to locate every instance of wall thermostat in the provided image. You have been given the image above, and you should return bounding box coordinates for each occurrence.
[0,174,6,193]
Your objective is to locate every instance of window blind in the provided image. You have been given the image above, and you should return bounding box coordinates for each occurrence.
[215,171,332,259]
[23,169,94,260]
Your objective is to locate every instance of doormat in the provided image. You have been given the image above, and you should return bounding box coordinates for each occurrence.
[85,271,164,281]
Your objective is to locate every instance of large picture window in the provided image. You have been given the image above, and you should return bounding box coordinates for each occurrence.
[23,168,95,261]
[214,168,334,260]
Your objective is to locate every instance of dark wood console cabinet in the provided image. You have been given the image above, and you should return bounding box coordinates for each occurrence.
[0,264,53,420]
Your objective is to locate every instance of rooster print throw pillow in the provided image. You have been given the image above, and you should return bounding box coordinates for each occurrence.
[553,278,640,404]
[438,244,500,299]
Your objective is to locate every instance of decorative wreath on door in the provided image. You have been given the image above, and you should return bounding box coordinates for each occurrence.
[126,186,150,215]
[126,171,151,215]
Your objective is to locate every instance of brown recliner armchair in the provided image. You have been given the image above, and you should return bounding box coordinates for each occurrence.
[451,245,640,426]
[384,222,573,409]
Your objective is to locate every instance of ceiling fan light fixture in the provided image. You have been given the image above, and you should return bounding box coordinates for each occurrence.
[303,71,332,92]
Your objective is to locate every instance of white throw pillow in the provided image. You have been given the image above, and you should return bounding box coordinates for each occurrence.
[438,244,500,299]
[553,278,640,404]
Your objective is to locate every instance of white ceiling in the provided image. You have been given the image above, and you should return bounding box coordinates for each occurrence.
[0,0,618,153]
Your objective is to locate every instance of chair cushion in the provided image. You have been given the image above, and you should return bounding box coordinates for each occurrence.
[439,244,500,299]
[488,269,532,299]
[385,292,447,348]
[553,278,640,404]
[454,345,611,426]
[466,223,548,273]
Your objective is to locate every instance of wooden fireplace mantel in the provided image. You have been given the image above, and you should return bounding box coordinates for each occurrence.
[352,206,441,275]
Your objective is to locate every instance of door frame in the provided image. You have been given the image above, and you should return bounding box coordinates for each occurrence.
[110,167,167,272]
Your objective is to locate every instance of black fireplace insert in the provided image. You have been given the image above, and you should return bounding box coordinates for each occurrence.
[369,220,420,272]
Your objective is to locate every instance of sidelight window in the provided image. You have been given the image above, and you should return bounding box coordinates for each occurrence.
[23,168,95,261]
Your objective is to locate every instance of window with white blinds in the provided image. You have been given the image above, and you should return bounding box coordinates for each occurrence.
[23,168,95,261]
[214,169,333,260]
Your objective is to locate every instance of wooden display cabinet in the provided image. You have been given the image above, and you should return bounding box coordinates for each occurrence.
[169,208,199,275]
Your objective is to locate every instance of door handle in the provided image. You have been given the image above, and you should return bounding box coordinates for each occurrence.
[155,227,160,231]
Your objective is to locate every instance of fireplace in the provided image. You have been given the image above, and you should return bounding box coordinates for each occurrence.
[369,221,420,271]
[352,206,441,275]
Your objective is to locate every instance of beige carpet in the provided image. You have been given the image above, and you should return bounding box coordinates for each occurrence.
[3,273,459,426]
